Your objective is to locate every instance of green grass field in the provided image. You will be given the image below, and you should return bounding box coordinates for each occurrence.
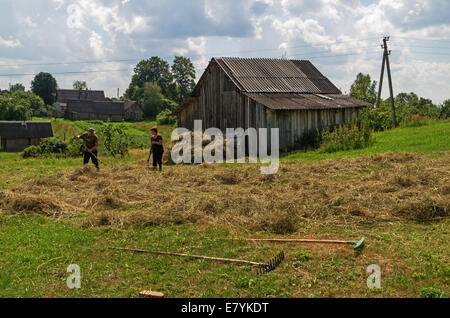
[283,120,450,161]
[0,120,448,298]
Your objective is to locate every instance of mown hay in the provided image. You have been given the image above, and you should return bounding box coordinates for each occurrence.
[1,152,448,232]
[162,131,240,165]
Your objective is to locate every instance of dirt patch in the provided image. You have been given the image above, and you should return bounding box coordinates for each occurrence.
[1,152,448,232]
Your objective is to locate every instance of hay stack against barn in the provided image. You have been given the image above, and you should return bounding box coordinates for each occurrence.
[174,57,371,152]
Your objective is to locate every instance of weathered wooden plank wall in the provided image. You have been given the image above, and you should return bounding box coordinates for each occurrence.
[177,61,362,152]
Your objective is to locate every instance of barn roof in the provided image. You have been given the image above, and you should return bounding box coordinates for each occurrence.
[175,57,370,115]
[215,57,341,94]
[66,100,125,115]
[56,89,106,104]
[244,93,370,110]
[0,121,53,139]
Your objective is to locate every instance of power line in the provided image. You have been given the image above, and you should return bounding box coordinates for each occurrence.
[290,50,381,59]
[0,69,133,77]
[0,52,384,77]
[392,36,450,43]
[0,36,382,69]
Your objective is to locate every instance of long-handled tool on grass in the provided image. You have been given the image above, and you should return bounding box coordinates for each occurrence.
[233,237,365,252]
[109,247,285,276]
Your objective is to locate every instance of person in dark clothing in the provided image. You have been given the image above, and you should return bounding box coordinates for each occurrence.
[147,127,164,171]
[76,128,100,171]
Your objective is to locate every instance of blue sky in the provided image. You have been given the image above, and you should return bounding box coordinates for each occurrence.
[0,0,449,103]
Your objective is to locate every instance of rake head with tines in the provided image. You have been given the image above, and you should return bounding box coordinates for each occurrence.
[256,251,285,276]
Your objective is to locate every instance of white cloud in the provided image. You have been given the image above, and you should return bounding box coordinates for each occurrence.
[0,36,22,48]
[24,17,37,28]
[0,0,449,103]
[89,31,105,58]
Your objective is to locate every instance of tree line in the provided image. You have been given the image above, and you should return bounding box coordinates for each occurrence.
[1,55,195,122]
[349,73,450,130]
[2,65,449,126]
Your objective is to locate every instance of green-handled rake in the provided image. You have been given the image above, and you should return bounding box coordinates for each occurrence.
[234,237,365,253]
[109,247,284,275]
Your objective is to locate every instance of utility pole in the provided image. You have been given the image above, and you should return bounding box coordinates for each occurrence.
[377,36,397,127]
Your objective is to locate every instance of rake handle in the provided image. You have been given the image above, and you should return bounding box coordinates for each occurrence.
[239,238,350,244]
[80,142,103,164]
[109,247,263,266]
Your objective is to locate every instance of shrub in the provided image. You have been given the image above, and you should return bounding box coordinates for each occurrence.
[156,108,177,125]
[39,137,67,154]
[66,138,84,157]
[98,123,130,157]
[359,106,393,131]
[401,114,430,127]
[22,137,68,158]
[22,145,41,158]
[318,124,373,153]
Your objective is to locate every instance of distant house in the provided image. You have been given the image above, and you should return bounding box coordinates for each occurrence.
[65,100,126,122]
[124,100,144,121]
[54,89,142,122]
[174,57,370,151]
[53,89,106,113]
[0,121,53,152]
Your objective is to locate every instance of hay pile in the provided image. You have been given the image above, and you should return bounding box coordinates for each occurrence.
[163,131,240,165]
[1,152,449,233]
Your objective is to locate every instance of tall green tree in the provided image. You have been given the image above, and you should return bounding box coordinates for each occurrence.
[73,80,87,90]
[349,73,377,106]
[440,99,450,118]
[12,91,45,111]
[172,56,196,103]
[10,83,25,93]
[140,82,165,118]
[126,57,174,100]
[31,72,57,105]
[0,97,33,121]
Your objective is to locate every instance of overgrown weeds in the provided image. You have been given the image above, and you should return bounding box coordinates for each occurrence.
[318,124,373,153]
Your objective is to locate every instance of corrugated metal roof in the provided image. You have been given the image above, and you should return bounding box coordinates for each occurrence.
[67,100,125,115]
[56,89,106,104]
[0,121,53,139]
[216,57,341,94]
[244,93,371,110]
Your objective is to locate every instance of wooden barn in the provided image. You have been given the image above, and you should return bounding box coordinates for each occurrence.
[174,57,371,151]
[65,100,127,122]
[0,121,53,152]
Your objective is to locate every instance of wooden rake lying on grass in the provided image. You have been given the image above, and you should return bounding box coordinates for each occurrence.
[109,247,285,276]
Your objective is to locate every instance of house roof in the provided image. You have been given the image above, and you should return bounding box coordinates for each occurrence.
[56,89,106,104]
[66,100,125,115]
[0,121,53,139]
[244,93,370,110]
[124,100,138,111]
[215,57,341,94]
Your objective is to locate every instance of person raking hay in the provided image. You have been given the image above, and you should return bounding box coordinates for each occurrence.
[76,128,100,171]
